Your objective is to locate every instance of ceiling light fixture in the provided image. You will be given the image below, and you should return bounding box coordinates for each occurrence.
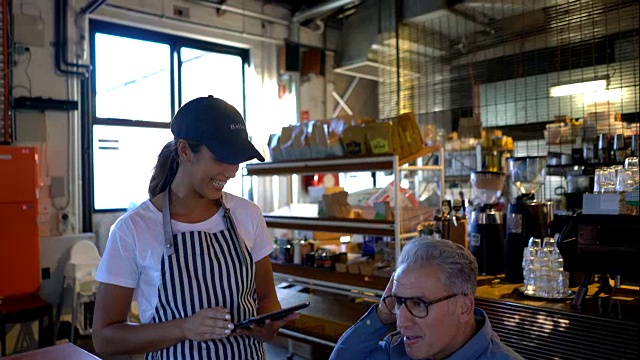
[549,77,608,97]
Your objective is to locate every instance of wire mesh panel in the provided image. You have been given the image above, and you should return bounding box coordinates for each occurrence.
[377,0,639,206]
[1,0,11,143]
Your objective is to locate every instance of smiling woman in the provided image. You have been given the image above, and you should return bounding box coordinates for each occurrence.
[90,96,299,360]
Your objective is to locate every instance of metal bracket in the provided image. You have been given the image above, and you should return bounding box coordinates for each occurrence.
[331,77,359,117]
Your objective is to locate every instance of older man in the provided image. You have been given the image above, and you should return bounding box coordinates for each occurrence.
[330,237,523,360]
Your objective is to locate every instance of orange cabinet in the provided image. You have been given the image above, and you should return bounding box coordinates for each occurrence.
[0,146,40,297]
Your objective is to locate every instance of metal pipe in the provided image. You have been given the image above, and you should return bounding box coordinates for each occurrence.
[79,0,107,16]
[278,329,337,348]
[94,4,284,45]
[187,0,289,26]
[55,0,88,76]
[61,0,90,70]
[292,0,359,24]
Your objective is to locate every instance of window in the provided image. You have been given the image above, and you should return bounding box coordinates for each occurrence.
[90,21,248,211]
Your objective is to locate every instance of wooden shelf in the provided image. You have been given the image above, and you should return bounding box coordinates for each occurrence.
[273,263,506,293]
[272,262,389,292]
[265,215,395,236]
[245,146,440,176]
[445,175,471,182]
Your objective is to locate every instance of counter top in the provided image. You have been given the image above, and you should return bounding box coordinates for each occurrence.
[476,282,639,323]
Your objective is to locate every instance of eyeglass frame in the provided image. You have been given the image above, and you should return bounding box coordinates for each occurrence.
[382,293,464,318]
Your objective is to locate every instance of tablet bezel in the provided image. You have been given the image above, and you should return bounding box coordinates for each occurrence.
[233,301,310,330]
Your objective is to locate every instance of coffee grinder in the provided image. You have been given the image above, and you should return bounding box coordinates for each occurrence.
[468,171,506,276]
[504,156,554,283]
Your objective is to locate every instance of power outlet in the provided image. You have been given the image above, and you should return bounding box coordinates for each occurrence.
[173,5,190,19]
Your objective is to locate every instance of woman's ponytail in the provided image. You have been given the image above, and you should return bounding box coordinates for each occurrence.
[148,139,203,198]
[148,140,179,198]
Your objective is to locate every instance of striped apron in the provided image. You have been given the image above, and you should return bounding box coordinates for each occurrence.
[145,190,265,360]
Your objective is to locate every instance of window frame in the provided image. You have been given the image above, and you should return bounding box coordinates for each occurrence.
[87,20,249,212]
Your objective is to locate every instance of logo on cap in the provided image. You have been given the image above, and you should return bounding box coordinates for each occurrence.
[230,124,245,130]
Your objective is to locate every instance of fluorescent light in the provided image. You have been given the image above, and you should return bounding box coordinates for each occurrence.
[549,79,607,97]
[583,89,622,104]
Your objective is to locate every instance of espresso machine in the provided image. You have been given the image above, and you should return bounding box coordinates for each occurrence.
[468,171,506,276]
[557,214,640,308]
[504,156,554,283]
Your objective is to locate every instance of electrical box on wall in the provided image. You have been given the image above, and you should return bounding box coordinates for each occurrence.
[301,48,325,78]
[279,42,300,74]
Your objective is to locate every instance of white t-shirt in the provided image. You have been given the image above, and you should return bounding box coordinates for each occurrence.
[95,192,274,324]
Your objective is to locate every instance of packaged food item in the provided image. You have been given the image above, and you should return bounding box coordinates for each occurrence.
[267,134,284,162]
[365,121,395,155]
[278,126,295,160]
[396,112,424,156]
[423,124,437,146]
[307,121,331,159]
[391,119,409,158]
[341,124,368,156]
[280,124,310,160]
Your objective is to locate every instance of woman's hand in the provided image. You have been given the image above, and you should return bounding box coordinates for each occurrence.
[377,273,396,325]
[232,313,299,342]
[181,307,234,341]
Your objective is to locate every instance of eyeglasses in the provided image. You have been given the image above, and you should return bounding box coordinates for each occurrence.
[382,294,461,318]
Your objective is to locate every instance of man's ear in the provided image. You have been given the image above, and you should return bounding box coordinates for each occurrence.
[459,295,475,321]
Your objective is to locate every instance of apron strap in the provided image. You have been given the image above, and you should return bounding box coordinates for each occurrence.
[220,195,248,267]
[162,189,175,256]
[162,190,248,264]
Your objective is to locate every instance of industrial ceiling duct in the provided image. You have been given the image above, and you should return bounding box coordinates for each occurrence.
[336,0,455,81]
[290,0,362,41]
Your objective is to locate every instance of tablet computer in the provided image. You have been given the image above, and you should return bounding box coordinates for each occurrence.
[234,302,310,330]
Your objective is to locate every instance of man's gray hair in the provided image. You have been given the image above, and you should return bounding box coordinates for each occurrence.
[397,237,478,296]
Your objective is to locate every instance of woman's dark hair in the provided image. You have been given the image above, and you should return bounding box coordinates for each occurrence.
[148,139,203,198]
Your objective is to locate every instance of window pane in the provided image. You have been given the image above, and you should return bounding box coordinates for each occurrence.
[180,48,244,113]
[93,125,173,210]
[95,33,171,122]
[180,47,245,198]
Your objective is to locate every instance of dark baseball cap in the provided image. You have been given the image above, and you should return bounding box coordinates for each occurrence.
[171,96,265,164]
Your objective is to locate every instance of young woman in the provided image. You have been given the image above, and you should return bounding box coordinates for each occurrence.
[93,96,295,359]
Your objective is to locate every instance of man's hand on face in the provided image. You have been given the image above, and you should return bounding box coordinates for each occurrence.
[377,272,396,325]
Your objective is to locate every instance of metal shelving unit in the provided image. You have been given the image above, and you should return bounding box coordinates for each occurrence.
[245,146,445,296]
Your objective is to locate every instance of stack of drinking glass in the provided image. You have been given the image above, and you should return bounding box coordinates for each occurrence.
[594,157,639,194]
[522,237,570,298]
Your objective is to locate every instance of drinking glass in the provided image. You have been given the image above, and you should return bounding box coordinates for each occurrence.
[616,169,635,192]
[625,157,639,169]
[598,167,617,193]
[542,237,556,251]
[528,237,542,250]
[594,168,608,193]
